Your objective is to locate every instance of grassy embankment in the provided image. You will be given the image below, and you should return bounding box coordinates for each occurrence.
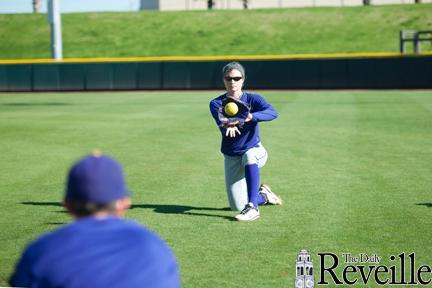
[0,4,431,59]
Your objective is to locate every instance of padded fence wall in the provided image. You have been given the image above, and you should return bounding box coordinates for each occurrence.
[0,55,431,91]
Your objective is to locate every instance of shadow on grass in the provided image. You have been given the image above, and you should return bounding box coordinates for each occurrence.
[131,204,234,220]
[416,203,432,208]
[2,102,71,106]
[21,202,234,220]
[22,202,63,206]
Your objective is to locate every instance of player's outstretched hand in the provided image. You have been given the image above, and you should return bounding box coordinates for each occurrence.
[225,126,241,138]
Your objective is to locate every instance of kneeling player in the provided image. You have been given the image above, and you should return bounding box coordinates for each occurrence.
[209,62,283,222]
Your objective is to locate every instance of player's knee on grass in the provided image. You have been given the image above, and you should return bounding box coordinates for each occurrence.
[227,186,248,211]
[230,201,244,211]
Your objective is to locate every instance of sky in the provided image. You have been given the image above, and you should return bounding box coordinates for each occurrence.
[0,0,142,14]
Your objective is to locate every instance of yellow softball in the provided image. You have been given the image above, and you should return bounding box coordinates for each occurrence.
[224,102,238,116]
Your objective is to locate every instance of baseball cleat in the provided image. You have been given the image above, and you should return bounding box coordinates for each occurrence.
[235,203,260,222]
[259,184,283,205]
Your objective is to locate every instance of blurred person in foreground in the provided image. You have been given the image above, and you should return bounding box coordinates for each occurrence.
[10,152,180,288]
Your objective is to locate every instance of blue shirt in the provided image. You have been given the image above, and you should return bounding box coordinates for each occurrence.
[209,92,278,156]
[10,217,180,288]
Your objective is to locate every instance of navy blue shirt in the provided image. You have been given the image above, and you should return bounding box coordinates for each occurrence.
[209,92,278,156]
[10,217,180,288]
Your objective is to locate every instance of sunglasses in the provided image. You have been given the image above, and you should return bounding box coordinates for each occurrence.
[224,76,243,82]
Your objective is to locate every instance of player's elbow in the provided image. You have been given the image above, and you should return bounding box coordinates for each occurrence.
[266,105,278,120]
[209,101,215,112]
[269,110,278,121]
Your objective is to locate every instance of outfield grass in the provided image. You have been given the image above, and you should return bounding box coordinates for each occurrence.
[0,4,432,59]
[0,90,431,287]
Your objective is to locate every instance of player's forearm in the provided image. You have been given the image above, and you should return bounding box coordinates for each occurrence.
[251,108,278,122]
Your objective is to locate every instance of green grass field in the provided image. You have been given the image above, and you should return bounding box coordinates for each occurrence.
[1,4,432,59]
[0,90,431,287]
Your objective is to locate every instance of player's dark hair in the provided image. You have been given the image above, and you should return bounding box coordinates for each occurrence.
[66,201,117,217]
[222,61,246,79]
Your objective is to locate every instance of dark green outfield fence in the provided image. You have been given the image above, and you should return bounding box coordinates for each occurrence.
[0,54,431,91]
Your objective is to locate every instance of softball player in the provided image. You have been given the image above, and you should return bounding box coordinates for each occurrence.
[209,62,282,222]
[10,153,180,288]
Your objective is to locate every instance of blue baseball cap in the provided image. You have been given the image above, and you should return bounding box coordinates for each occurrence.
[65,153,129,203]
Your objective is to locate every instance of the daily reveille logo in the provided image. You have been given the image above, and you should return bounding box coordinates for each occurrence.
[294,250,431,287]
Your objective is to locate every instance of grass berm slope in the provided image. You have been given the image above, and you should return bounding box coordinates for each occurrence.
[0,4,431,59]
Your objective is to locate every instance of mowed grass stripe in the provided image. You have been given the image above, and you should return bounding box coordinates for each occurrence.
[269,92,360,250]
[350,92,431,254]
[0,91,431,287]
